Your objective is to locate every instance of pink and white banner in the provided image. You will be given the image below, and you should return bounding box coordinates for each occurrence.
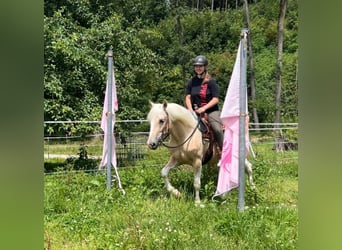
[213,42,250,198]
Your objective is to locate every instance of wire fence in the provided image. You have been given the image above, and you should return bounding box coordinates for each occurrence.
[44,121,298,175]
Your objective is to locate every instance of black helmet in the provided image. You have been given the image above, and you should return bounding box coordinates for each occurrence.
[193,55,208,66]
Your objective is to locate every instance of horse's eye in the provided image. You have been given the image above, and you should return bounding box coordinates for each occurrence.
[159,119,165,124]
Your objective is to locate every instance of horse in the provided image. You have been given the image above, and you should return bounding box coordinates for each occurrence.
[147,100,254,204]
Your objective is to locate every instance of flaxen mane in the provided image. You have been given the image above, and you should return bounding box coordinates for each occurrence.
[166,103,197,125]
[148,103,197,127]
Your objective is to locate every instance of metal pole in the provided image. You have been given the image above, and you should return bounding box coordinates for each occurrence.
[238,28,248,211]
[106,49,113,190]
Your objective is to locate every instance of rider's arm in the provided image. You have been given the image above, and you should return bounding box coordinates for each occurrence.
[202,97,219,112]
[185,94,193,111]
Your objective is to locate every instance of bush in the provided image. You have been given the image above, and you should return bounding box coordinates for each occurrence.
[65,144,99,171]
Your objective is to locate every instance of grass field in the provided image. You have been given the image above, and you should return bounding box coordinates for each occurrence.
[44,141,298,249]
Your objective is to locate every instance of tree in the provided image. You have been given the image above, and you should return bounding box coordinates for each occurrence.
[274,0,288,151]
[43,0,298,137]
[44,7,162,136]
[243,0,259,128]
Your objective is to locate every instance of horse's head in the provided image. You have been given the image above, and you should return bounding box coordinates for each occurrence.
[147,101,169,150]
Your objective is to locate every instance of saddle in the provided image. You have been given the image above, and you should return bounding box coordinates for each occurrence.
[197,113,210,138]
[197,114,222,164]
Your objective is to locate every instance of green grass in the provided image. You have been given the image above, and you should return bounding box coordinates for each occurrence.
[44,138,104,156]
[44,143,298,249]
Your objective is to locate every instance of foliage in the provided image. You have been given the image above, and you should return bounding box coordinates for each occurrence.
[44,8,162,136]
[65,144,98,171]
[44,0,298,136]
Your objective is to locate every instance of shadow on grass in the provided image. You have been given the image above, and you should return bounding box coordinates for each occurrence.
[44,160,67,173]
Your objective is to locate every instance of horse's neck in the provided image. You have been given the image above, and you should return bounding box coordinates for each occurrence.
[169,119,196,142]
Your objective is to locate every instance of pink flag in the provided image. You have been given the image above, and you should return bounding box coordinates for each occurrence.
[100,69,118,169]
[213,42,250,198]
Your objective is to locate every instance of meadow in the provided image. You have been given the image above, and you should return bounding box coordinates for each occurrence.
[44,139,298,249]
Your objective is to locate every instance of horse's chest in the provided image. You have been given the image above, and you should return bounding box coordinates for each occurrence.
[170,147,201,164]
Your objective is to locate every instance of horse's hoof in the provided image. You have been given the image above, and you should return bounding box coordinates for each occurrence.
[195,202,205,208]
[176,191,182,199]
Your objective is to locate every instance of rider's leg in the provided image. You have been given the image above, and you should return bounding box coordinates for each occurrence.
[208,111,223,150]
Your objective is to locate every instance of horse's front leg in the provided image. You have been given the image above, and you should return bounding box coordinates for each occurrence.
[161,158,181,198]
[193,158,202,205]
[245,159,256,190]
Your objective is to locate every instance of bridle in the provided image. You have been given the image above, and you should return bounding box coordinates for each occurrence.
[159,109,201,149]
[159,110,170,144]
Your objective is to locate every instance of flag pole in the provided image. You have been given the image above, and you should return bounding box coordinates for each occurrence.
[238,28,248,211]
[106,48,113,190]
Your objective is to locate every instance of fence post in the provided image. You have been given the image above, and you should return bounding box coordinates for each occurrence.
[106,48,113,190]
[238,28,248,212]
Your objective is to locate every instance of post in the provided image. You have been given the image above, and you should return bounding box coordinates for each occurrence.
[106,49,113,190]
[238,28,248,211]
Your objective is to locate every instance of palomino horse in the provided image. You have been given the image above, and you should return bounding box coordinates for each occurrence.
[147,101,254,204]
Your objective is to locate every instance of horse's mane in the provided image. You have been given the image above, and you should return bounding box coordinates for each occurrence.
[167,103,197,125]
[148,102,197,126]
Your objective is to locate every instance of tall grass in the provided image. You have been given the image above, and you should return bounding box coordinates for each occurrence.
[44,144,298,249]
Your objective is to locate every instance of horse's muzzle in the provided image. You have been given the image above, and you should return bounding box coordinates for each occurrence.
[148,142,159,150]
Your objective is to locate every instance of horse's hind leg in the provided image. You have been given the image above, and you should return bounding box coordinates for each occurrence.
[245,159,256,190]
[161,159,181,198]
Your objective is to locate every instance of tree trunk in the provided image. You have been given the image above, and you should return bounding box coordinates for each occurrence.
[243,0,260,129]
[175,11,187,95]
[274,0,287,151]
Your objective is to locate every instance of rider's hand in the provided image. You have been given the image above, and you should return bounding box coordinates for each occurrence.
[195,107,205,114]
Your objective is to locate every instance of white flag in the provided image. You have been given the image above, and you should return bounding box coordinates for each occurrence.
[100,69,118,168]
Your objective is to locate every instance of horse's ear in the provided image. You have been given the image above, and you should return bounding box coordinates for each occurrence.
[163,100,168,110]
[149,101,154,107]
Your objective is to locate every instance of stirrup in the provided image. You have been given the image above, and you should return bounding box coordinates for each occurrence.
[216,146,222,157]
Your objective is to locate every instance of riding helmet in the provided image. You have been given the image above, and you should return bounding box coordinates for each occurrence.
[193,55,208,66]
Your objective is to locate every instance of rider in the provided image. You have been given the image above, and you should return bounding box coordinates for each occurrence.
[184,55,223,151]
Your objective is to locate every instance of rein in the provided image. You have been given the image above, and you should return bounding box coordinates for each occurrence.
[160,110,201,149]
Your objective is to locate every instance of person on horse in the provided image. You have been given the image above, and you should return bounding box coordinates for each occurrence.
[184,55,223,152]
